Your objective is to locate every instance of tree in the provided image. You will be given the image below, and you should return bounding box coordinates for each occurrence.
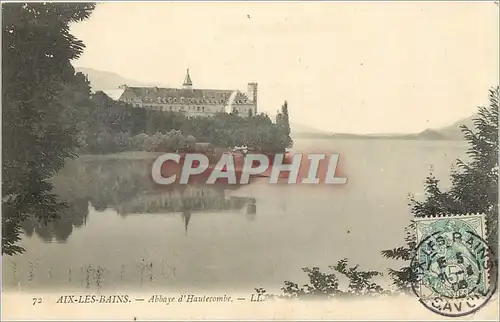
[2,3,96,255]
[276,101,293,148]
[257,258,385,300]
[381,86,499,293]
[79,93,293,154]
[60,72,94,130]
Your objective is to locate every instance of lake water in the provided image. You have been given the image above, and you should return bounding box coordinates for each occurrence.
[2,138,469,293]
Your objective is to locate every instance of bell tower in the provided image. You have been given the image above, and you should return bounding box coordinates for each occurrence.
[247,82,258,114]
[183,68,193,90]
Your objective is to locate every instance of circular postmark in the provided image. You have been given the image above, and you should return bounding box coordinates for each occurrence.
[410,225,498,317]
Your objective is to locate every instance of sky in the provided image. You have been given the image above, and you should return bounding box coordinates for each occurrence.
[70,1,499,134]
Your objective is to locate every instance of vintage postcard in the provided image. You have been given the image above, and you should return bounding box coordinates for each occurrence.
[1,1,499,320]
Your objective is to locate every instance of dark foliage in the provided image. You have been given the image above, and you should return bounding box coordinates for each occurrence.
[257,87,498,298]
[276,100,293,148]
[80,95,292,154]
[2,3,96,255]
[382,87,499,293]
[257,258,386,299]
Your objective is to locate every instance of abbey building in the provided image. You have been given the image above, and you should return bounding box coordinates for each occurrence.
[103,69,258,118]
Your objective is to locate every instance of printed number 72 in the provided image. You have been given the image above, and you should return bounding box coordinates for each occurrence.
[32,298,42,306]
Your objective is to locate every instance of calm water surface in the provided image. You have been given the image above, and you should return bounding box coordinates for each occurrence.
[2,138,468,292]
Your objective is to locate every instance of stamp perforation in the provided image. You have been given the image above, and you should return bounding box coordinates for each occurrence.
[411,212,497,317]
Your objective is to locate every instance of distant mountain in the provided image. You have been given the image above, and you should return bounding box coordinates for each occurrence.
[329,129,448,140]
[74,67,160,92]
[431,114,476,141]
[74,67,475,141]
[292,116,475,141]
[330,116,475,141]
[290,122,329,137]
[290,114,476,141]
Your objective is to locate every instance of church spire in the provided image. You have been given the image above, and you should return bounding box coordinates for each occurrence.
[183,68,193,89]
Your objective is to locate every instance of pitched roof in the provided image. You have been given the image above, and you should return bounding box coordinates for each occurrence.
[120,86,250,104]
[102,88,126,100]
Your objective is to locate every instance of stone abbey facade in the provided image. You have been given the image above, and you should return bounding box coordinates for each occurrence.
[104,69,258,118]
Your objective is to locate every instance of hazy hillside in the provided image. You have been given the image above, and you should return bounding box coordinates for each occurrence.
[75,67,160,91]
[74,67,475,141]
[330,130,445,140]
[290,122,327,135]
[431,114,476,141]
[292,115,476,141]
[330,116,475,141]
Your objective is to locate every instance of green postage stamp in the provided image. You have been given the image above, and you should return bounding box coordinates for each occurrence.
[411,213,497,317]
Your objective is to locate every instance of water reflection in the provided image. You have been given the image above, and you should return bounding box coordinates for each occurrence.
[23,156,257,242]
[22,198,90,243]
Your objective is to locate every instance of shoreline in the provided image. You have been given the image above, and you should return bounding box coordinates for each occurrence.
[75,149,289,162]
